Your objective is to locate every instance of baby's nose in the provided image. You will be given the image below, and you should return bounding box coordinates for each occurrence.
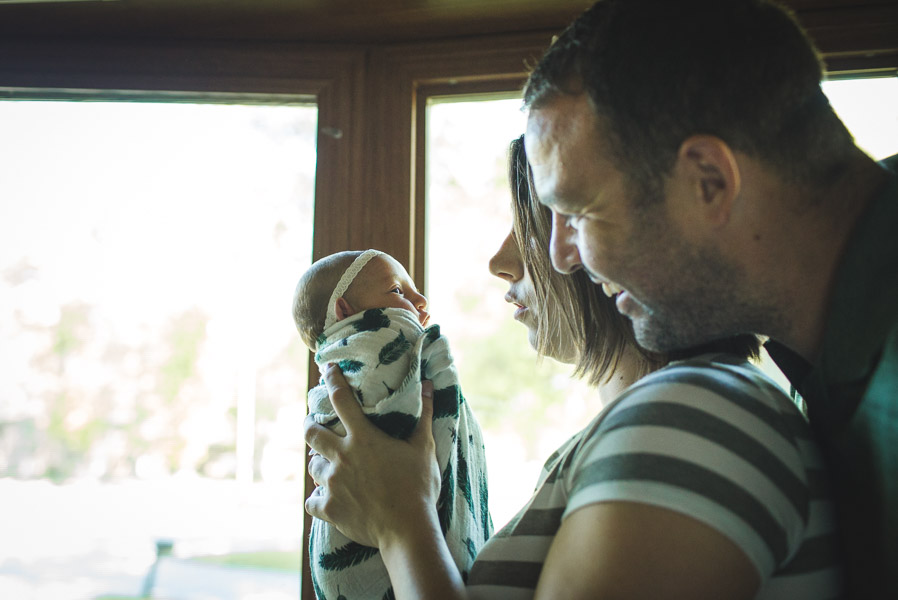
[413,291,428,311]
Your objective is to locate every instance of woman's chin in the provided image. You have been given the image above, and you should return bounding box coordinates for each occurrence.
[527,328,540,353]
[542,335,579,364]
[548,344,578,365]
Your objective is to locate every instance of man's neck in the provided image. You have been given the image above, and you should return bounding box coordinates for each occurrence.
[764,154,889,362]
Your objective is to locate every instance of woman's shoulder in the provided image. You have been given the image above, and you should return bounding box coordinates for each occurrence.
[561,353,836,589]
[571,351,815,489]
[618,352,803,421]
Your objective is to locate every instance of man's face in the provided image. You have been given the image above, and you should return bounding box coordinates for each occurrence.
[525,94,743,352]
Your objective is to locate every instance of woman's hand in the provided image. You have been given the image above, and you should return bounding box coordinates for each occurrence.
[304,363,442,549]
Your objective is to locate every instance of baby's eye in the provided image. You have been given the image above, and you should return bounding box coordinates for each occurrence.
[390,286,402,294]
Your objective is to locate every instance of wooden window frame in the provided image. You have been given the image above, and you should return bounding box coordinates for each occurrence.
[297,33,554,598]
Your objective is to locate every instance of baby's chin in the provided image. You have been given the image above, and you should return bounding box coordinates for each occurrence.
[387,306,429,328]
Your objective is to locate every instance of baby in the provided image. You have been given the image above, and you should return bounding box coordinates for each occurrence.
[293,249,492,600]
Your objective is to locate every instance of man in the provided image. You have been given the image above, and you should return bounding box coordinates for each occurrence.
[524,0,898,597]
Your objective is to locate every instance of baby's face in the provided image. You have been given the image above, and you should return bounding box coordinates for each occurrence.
[346,255,430,327]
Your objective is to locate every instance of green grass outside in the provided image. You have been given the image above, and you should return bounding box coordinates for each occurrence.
[92,550,301,599]
[190,550,302,572]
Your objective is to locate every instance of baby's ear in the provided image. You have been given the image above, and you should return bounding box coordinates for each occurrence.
[334,297,356,322]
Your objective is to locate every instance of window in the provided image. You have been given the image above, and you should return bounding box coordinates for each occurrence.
[426,97,597,528]
[0,99,316,600]
[823,76,898,160]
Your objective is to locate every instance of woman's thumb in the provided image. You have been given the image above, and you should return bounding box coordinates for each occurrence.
[412,380,435,447]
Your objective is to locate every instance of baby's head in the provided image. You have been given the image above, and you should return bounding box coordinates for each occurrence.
[293,249,430,350]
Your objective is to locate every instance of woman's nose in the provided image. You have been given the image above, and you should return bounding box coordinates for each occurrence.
[549,211,581,274]
[488,230,524,282]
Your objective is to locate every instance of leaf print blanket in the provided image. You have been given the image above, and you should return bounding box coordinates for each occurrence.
[307,307,493,600]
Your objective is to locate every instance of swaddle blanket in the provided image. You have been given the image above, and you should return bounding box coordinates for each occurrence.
[308,307,492,600]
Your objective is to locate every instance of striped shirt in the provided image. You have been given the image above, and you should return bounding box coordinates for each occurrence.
[467,355,843,599]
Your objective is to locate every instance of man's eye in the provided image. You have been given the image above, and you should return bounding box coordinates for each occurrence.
[562,214,580,228]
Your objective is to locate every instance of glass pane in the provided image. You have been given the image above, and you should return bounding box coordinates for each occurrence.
[426,76,898,530]
[823,76,898,160]
[426,98,597,529]
[0,100,316,600]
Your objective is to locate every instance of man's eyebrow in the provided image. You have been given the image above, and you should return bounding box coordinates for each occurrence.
[539,193,580,213]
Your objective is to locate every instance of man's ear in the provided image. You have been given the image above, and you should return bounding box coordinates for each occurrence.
[675,135,741,227]
[334,297,356,322]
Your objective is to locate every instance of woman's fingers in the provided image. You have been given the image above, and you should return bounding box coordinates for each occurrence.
[323,363,370,435]
[410,380,441,500]
[410,380,435,451]
[308,452,330,486]
[304,484,329,522]
[304,414,342,460]
[304,374,442,548]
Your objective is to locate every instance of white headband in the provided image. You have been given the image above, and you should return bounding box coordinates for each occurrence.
[323,249,384,331]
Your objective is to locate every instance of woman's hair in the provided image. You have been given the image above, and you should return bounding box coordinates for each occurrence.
[508,135,761,385]
[508,135,664,385]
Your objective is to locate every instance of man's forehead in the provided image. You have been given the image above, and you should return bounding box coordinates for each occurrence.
[524,112,560,207]
[526,94,592,138]
[524,112,577,210]
[525,95,612,212]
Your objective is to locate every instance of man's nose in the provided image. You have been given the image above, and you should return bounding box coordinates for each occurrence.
[549,211,581,274]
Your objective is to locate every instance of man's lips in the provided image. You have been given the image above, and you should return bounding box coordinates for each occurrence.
[600,281,624,298]
[592,279,633,315]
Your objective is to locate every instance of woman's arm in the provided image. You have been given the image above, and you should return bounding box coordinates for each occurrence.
[305,365,762,599]
[535,502,759,600]
[304,364,467,600]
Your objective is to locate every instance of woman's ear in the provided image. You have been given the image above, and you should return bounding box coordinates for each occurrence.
[334,297,356,322]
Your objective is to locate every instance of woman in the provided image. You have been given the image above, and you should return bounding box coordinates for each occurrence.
[304,136,842,599]
[490,136,665,395]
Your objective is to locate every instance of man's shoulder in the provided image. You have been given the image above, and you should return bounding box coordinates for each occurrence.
[880,153,898,174]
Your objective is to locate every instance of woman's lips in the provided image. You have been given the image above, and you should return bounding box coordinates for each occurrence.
[505,293,529,321]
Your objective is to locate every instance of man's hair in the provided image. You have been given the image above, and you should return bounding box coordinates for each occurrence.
[508,135,760,385]
[524,0,856,200]
[292,251,363,350]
